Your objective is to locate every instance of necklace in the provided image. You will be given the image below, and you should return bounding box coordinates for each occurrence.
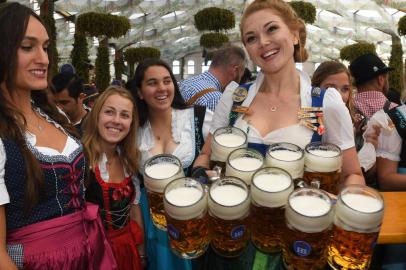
[270,106,277,112]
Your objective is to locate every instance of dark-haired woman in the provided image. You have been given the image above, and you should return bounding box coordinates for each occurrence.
[0,3,116,269]
[129,58,212,270]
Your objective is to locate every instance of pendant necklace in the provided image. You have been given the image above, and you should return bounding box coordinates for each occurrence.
[270,106,277,112]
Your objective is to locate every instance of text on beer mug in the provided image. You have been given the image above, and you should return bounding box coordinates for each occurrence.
[327,185,384,270]
[164,177,209,259]
[143,154,185,230]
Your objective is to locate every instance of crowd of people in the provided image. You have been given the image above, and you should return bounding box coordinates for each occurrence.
[0,0,405,269]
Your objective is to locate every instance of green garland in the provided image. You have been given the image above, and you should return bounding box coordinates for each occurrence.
[40,0,58,78]
[95,46,110,92]
[77,12,131,38]
[71,32,89,82]
[388,35,404,92]
[289,1,316,24]
[340,42,376,62]
[194,7,235,32]
[200,33,229,49]
[398,15,406,36]
[114,52,125,80]
[124,47,160,77]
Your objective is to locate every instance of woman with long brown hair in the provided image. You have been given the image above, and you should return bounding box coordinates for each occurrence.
[0,3,116,269]
[83,86,145,270]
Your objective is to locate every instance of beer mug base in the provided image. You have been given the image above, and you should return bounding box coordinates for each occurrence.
[210,242,249,258]
[252,241,281,254]
[170,243,209,260]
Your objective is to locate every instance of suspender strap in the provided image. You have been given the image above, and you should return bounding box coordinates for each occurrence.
[383,99,392,113]
[310,87,326,143]
[228,83,252,126]
[386,104,406,169]
[186,88,217,106]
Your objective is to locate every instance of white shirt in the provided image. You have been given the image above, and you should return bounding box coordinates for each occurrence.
[210,70,355,150]
[138,107,212,169]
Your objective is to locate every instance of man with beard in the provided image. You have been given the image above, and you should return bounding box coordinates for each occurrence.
[350,53,397,119]
[179,45,246,111]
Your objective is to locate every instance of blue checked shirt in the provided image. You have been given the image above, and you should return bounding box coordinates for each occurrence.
[179,71,222,111]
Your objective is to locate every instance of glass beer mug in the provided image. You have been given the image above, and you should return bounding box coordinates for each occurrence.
[327,185,384,270]
[282,188,334,270]
[266,142,304,180]
[303,142,342,194]
[210,127,247,173]
[225,148,264,185]
[143,154,184,230]
[208,177,250,257]
[250,167,294,253]
[164,177,209,259]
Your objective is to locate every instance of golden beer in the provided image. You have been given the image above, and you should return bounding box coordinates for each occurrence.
[210,127,247,171]
[143,154,184,230]
[304,142,341,194]
[282,188,334,270]
[266,143,304,180]
[225,148,263,185]
[208,177,250,257]
[164,178,209,259]
[250,167,293,253]
[327,185,384,270]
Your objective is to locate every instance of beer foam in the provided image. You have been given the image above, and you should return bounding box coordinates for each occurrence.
[286,195,333,233]
[254,173,291,192]
[251,173,293,207]
[266,150,305,179]
[335,193,384,231]
[229,157,263,172]
[166,187,202,207]
[164,187,206,220]
[211,133,247,162]
[342,194,382,213]
[145,163,180,179]
[290,196,330,217]
[211,185,247,206]
[270,150,302,161]
[215,133,246,147]
[305,149,341,172]
[209,185,250,220]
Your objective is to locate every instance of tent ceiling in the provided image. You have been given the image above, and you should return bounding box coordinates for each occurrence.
[17,0,406,64]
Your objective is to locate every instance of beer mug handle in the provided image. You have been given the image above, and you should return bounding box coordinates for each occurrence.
[209,165,222,183]
[295,179,320,189]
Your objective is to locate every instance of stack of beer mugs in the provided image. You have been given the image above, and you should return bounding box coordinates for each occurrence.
[142,128,385,268]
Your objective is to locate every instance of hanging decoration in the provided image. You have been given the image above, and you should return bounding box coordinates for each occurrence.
[340,42,376,62]
[289,1,317,24]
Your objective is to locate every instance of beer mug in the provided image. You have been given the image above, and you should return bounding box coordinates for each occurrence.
[282,188,334,270]
[164,177,209,259]
[250,167,294,254]
[303,142,342,194]
[327,185,384,269]
[143,154,185,230]
[208,177,250,257]
[210,127,248,172]
[266,142,304,180]
[225,148,264,185]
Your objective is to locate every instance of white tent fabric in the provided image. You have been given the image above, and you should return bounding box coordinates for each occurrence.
[17,0,406,64]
